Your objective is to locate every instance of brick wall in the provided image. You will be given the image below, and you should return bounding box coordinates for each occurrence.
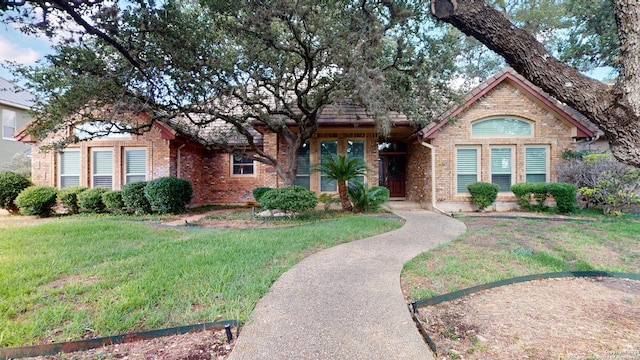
[407,80,578,212]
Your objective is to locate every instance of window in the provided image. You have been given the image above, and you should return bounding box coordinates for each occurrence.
[2,109,16,140]
[74,121,131,140]
[92,149,113,189]
[232,154,254,175]
[526,146,548,183]
[456,147,479,193]
[472,118,532,137]
[60,150,80,188]
[295,142,311,189]
[320,140,338,192]
[125,148,146,184]
[491,147,513,191]
[347,140,366,184]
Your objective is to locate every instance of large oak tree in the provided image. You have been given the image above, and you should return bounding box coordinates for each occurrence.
[1,0,460,185]
[430,0,640,167]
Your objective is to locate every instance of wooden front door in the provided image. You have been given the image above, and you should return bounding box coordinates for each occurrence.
[379,155,406,198]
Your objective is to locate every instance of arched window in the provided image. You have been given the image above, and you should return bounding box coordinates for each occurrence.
[472,118,532,137]
[74,121,132,140]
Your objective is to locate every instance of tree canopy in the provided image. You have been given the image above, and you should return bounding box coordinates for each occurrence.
[2,0,461,184]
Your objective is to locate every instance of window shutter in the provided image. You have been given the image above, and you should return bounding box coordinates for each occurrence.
[457,148,477,193]
[126,149,146,174]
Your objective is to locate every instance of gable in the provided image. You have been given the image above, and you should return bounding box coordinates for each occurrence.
[417,68,598,140]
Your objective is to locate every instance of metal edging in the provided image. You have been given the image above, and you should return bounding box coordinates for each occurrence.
[414,271,640,307]
[409,271,640,356]
[0,320,238,360]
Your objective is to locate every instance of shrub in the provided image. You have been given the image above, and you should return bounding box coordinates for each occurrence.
[57,186,89,214]
[511,183,533,209]
[467,182,499,211]
[144,177,193,214]
[530,183,550,209]
[548,183,577,214]
[14,186,57,217]
[348,182,390,212]
[102,190,125,213]
[0,171,31,214]
[78,187,108,213]
[259,185,318,216]
[121,181,151,214]
[318,193,339,211]
[252,187,273,202]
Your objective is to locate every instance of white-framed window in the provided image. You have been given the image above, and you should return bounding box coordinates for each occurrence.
[456,147,480,193]
[295,142,311,189]
[472,118,532,137]
[59,150,80,188]
[92,149,113,189]
[231,154,254,175]
[525,146,549,183]
[74,121,131,140]
[124,148,146,184]
[2,109,17,140]
[347,139,366,184]
[320,140,338,192]
[491,146,514,192]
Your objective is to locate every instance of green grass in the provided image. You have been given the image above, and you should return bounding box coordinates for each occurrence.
[0,214,401,347]
[402,217,640,300]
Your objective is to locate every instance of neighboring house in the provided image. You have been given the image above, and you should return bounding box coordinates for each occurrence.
[0,77,34,168]
[20,68,600,211]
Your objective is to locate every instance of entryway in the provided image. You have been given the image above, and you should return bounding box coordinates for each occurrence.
[378,141,407,198]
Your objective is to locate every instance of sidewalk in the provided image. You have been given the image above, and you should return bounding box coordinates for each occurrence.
[229,209,466,360]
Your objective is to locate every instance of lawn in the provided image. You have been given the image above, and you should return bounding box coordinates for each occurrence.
[0,213,401,347]
[401,215,640,301]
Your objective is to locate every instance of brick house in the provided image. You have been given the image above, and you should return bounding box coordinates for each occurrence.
[20,68,599,210]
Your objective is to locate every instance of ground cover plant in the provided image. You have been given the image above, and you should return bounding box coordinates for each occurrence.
[401,215,640,359]
[0,211,401,347]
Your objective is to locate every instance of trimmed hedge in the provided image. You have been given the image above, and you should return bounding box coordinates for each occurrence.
[144,177,193,214]
[548,183,577,214]
[259,185,318,215]
[14,186,58,217]
[121,181,151,214]
[58,186,89,214]
[102,190,125,213]
[511,182,577,214]
[78,187,109,213]
[0,171,31,214]
[468,182,499,211]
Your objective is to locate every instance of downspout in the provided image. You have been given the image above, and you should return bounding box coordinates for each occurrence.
[420,141,451,216]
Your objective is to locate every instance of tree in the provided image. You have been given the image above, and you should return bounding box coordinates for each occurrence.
[430,0,640,168]
[2,0,461,185]
[317,154,369,212]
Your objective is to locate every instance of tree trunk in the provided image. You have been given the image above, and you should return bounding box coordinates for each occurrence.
[431,0,640,167]
[337,180,353,212]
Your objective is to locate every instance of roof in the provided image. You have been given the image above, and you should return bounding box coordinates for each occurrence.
[416,67,599,140]
[316,104,410,127]
[0,77,35,110]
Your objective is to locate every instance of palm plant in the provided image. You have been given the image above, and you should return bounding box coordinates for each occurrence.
[317,154,368,211]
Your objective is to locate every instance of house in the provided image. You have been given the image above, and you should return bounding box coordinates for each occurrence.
[20,68,600,211]
[0,77,34,168]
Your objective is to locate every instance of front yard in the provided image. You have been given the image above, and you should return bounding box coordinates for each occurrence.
[0,211,401,348]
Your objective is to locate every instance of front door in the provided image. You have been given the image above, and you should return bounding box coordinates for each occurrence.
[379,155,406,198]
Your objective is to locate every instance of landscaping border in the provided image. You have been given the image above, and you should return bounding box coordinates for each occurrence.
[408,271,640,355]
[0,320,238,360]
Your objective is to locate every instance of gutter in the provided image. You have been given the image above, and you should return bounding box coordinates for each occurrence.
[420,141,451,216]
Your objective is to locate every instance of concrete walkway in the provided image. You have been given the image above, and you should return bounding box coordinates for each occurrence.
[229,209,466,360]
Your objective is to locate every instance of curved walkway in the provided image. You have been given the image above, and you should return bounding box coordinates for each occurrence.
[229,210,466,360]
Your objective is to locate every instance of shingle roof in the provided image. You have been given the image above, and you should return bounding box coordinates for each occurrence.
[0,76,35,109]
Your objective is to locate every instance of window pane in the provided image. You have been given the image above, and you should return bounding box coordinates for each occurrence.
[526,147,546,183]
[472,118,531,136]
[296,142,311,175]
[320,141,338,192]
[61,176,80,188]
[126,175,146,184]
[491,148,512,191]
[457,148,477,193]
[126,149,146,174]
[232,155,254,175]
[93,176,113,189]
[93,151,113,174]
[295,176,310,189]
[61,151,80,175]
[2,110,16,139]
[347,140,365,159]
